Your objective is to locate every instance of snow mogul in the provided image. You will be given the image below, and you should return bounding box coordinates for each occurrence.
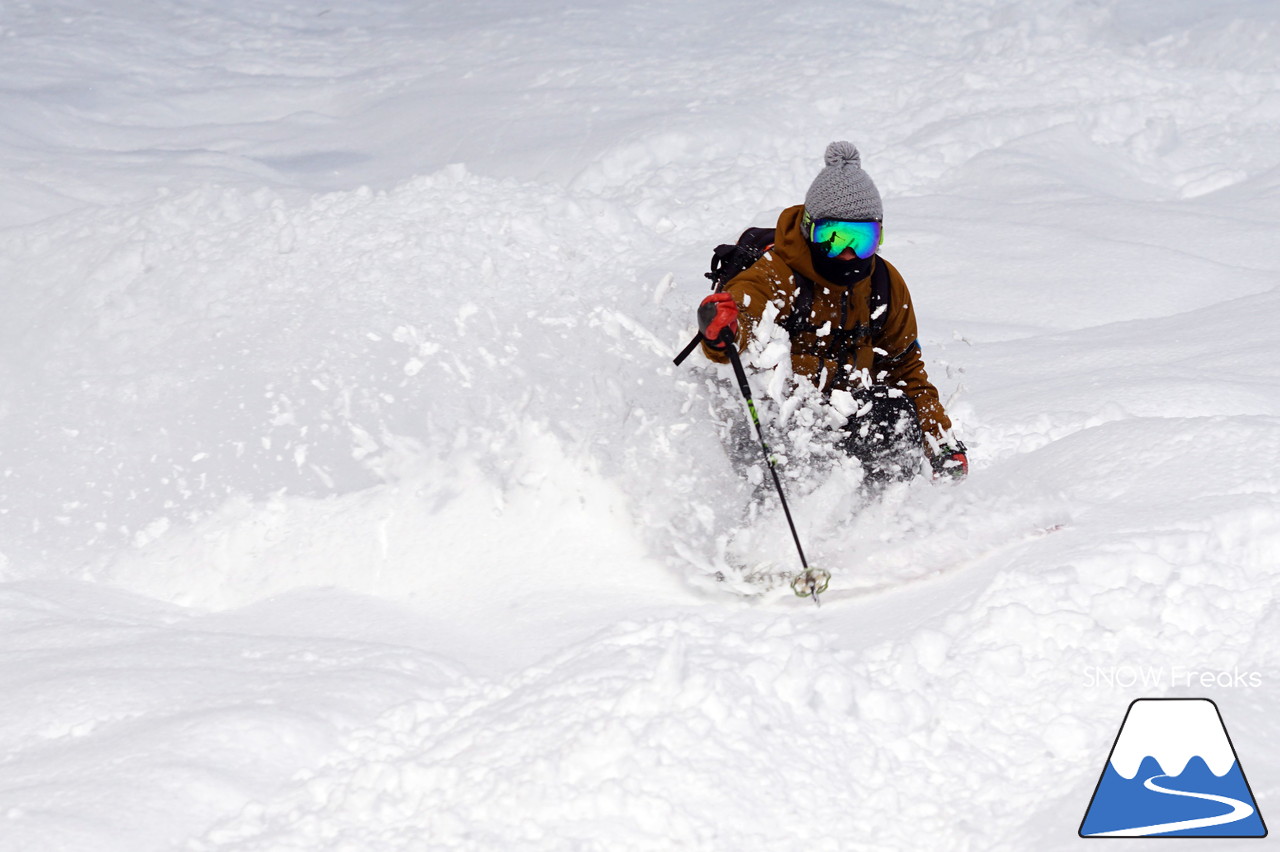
[691,141,967,487]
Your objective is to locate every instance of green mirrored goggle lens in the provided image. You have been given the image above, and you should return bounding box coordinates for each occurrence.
[809,219,882,259]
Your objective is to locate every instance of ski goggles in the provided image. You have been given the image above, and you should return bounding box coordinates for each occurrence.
[804,214,883,259]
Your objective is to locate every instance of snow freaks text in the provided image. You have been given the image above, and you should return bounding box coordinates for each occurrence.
[1082,667,1264,690]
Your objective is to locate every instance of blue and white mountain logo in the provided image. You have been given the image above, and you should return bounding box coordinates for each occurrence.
[1080,698,1267,838]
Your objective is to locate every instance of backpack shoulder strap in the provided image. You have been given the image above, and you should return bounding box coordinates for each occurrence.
[869,257,923,366]
[868,257,892,337]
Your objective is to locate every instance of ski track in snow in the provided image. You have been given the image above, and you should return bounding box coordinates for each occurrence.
[1,0,1279,850]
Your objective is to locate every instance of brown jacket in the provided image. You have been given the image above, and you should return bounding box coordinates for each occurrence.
[702,205,951,440]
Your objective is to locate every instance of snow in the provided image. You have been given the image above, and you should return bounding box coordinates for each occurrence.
[1,0,1278,850]
[1109,699,1238,779]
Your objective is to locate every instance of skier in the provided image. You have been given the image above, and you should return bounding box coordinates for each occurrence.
[698,141,967,485]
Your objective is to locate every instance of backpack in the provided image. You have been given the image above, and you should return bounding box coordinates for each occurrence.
[704,226,892,361]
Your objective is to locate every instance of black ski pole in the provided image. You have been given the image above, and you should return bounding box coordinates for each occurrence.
[681,326,830,603]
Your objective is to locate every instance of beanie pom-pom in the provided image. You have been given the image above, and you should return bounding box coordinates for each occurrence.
[824,140,860,169]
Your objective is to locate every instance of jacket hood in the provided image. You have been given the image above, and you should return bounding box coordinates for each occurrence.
[772,205,823,283]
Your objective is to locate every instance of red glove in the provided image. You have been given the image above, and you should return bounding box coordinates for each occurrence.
[929,442,968,480]
[698,292,739,349]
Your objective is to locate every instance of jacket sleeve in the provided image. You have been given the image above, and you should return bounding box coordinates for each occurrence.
[699,256,793,363]
[872,265,952,439]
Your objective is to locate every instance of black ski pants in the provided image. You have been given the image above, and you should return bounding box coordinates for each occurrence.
[836,385,924,487]
[724,384,923,488]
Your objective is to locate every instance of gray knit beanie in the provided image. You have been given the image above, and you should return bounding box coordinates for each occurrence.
[804,141,883,222]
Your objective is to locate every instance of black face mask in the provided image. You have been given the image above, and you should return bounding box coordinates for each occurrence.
[808,241,874,286]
